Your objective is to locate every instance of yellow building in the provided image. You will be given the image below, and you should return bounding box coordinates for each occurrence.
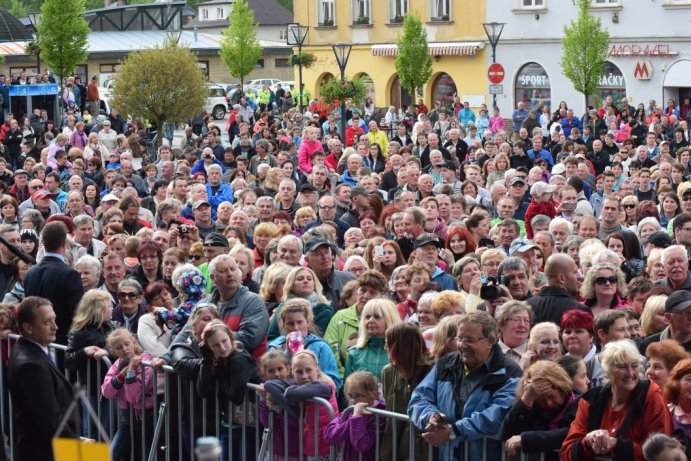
[292,0,488,111]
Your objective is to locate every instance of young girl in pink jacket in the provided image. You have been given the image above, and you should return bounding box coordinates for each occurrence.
[101,328,154,461]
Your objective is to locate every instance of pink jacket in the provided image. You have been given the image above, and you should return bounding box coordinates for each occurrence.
[298,139,322,174]
[101,352,155,413]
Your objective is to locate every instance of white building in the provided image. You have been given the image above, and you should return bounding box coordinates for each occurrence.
[486,0,691,116]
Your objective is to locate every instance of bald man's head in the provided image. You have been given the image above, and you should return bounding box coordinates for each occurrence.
[544,253,580,296]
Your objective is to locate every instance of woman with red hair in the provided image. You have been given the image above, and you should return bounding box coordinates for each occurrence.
[440,226,477,269]
[561,309,599,389]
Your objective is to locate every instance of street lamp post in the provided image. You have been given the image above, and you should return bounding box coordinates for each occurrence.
[482,21,505,109]
[288,23,309,112]
[332,43,352,142]
[28,12,40,75]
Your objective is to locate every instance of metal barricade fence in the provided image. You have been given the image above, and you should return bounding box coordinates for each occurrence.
[0,334,586,461]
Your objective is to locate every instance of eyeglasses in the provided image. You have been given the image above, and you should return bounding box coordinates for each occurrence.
[319,205,335,210]
[118,292,138,300]
[455,336,487,345]
[595,276,619,286]
[29,185,42,190]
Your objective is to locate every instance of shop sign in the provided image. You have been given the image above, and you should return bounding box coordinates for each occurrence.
[633,60,653,80]
[609,43,677,58]
[598,73,625,88]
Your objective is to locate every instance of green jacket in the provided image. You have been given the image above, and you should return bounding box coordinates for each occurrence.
[344,336,389,383]
[266,301,334,341]
[257,88,271,104]
[323,303,359,379]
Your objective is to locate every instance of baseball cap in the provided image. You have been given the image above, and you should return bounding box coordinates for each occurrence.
[413,234,441,250]
[441,161,456,170]
[299,183,317,193]
[551,164,566,175]
[304,237,337,255]
[102,193,120,203]
[575,153,586,160]
[204,232,229,248]
[193,200,211,210]
[665,290,691,312]
[509,238,538,256]
[32,189,51,201]
[509,176,526,186]
[350,185,368,198]
[530,181,556,197]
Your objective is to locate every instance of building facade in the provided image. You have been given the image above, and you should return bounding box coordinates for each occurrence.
[293,0,487,111]
[487,0,691,116]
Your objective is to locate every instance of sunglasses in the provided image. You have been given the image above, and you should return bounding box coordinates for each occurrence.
[29,185,42,190]
[118,291,138,300]
[683,195,691,202]
[191,254,203,261]
[595,276,619,286]
[623,204,636,209]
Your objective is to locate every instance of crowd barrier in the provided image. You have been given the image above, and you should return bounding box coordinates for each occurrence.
[0,335,607,461]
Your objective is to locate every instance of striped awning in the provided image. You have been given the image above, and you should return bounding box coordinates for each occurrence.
[371,41,484,57]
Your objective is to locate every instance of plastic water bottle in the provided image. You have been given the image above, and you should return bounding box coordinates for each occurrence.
[195,437,222,461]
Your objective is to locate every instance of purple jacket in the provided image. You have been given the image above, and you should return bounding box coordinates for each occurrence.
[258,398,300,458]
[323,399,386,461]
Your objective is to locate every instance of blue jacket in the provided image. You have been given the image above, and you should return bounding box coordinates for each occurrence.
[408,345,522,460]
[458,108,476,128]
[268,333,342,392]
[205,182,234,212]
[191,159,226,177]
[432,266,457,291]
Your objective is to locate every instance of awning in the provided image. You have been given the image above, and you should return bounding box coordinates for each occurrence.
[371,41,484,57]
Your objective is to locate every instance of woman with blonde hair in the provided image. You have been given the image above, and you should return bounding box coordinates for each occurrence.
[580,262,629,317]
[520,322,562,370]
[640,295,669,337]
[293,206,317,237]
[344,298,401,382]
[65,289,115,436]
[501,360,579,460]
[430,314,463,360]
[263,167,284,197]
[266,266,334,341]
[258,261,292,315]
[496,300,534,364]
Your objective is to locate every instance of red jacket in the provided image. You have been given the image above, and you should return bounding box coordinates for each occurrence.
[524,198,557,239]
[345,126,364,147]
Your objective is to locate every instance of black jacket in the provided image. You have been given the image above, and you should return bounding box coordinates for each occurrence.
[526,286,590,326]
[24,255,84,345]
[8,337,77,461]
[65,322,116,393]
[587,149,610,176]
[500,393,580,459]
[196,346,260,409]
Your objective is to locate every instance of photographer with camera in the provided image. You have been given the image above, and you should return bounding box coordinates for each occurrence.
[497,257,533,302]
[191,147,225,180]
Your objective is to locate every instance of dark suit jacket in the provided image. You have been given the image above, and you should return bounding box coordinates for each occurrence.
[24,255,84,345]
[8,337,77,461]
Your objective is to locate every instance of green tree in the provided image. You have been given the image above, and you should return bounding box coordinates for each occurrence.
[36,0,90,85]
[560,0,610,109]
[111,40,207,148]
[219,0,263,87]
[395,13,433,103]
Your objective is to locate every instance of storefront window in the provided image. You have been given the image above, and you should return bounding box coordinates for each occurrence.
[515,62,551,111]
[431,73,457,109]
[587,61,626,110]
[390,75,412,110]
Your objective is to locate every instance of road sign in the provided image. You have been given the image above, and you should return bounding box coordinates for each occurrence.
[489,85,503,94]
[488,63,505,84]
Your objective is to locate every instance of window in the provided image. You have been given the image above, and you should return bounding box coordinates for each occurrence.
[587,61,626,109]
[390,0,409,22]
[100,64,121,73]
[352,0,371,23]
[217,8,225,19]
[430,0,450,20]
[318,0,335,26]
[202,9,208,19]
[275,58,290,68]
[515,62,551,112]
[197,61,209,80]
[279,29,287,41]
[594,0,619,3]
[521,0,544,7]
[256,59,265,69]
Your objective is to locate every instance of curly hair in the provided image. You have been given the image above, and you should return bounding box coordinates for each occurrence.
[579,262,627,301]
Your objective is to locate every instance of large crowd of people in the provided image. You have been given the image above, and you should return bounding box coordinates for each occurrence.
[2,69,691,461]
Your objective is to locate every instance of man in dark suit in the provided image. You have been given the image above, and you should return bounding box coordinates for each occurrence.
[8,296,77,461]
[24,221,84,345]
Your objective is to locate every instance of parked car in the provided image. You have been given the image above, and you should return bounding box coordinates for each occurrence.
[273,80,294,92]
[246,78,282,94]
[205,83,228,120]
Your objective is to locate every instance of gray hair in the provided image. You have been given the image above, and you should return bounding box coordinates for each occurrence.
[405,206,426,225]
[497,256,529,278]
[207,164,223,175]
[208,254,241,279]
[118,278,143,296]
[637,217,661,240]
[592,249,621,266]
[643,434,680,461]
[72,214,94,227]
[418,291,437,311]
[530,214,552,229]
[549,217,573,234]
[156,198,182,220]
[600,339,642,376]
[278,234,303,254]
[662,244,688,265]
[74,254,101,276]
